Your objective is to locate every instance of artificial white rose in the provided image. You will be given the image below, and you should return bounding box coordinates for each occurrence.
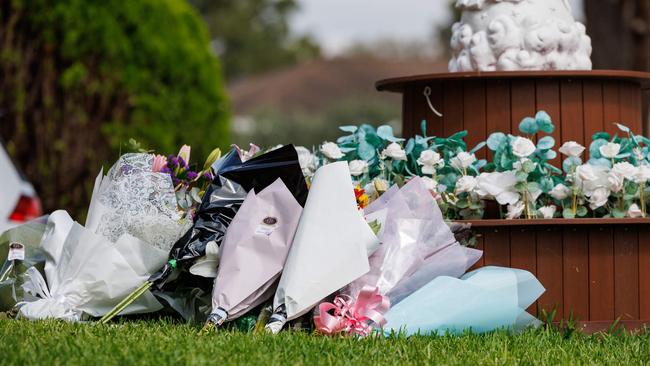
[511,137,537,158]
[417,150,444,174]
[599,142,621,159]
[450,152,477,171]
[559,141,585,157]
[476,171,520,205]
[589,187,610,210]
[549,184,571,201]
[607,172,624,193]
[420,176,438,192]
[538,205,557,219]
[635,165,650,184]
[348,160,369,177]
[506,201,525,220]
[295,146,316,176]
[381,142,407,161]
[612,162,637,180]
[628,204,644,218]
[320,142,344,160]
[576,164,598,182]
[455,175,478,194]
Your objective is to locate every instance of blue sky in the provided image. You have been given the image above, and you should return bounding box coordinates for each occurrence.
[292,0,585,56]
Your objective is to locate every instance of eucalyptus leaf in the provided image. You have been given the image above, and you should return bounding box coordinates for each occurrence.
[421,120,428,137]
[592,132,611,141]
[612,208,626,218]
[576,206,588,217]
[487,132,507,151]
[537,136,555,150]
[528,182,541,193]
[563,208,575,219]
[449,131,468,141]
[535,111,555,134]
[377,125,405,142]
[339,125,358,133]
[358,141,376,160]
[615,123,630,133]
[470,141,487,154]
[519,117,538,135]
[562,157,582,173]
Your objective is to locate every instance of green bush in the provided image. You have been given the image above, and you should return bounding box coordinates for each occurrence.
[0,0,230,217]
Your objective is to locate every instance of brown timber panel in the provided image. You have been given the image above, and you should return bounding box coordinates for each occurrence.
[483,229,511,267]
[510,228,538,315]
[614,226,640,320]
[485,80,511,161]
[560,80,584,146]
[469,231,485,271]
[619,82,642,132]
[536,80,561,164]
[402,90,415,137]
[463,80,487,159]
[563,228,589,321]
[510,80,537,135]
[588,227,615,321]
[602,81,621,136]
[443,82,464,137]
[639,225,650,319]
[536,228,564,319]
[582,80,605,148]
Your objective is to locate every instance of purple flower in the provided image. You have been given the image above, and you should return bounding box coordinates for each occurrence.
[204,172,214,182]
[172,177,181,186]
[168,155,179,168]
[178,157,189,169]
[186,171,198,180]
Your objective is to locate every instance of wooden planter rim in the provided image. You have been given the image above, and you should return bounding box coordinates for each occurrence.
[460,218,650,227]
[376,70,650,93]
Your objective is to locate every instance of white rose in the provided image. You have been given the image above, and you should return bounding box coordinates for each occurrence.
[295,146,316,176]
[628,203,644,218]
[607,172,624,193]
[612,162,637,180]
[549,184,571,201]
[476,171,520,205]
[506,201,525,220]
[538,205,557,219]
[576,164,598,182]
[320,142,344,160]
[417,150,444,174]
[559,141,585,157]
[635,165,650,184]
[511,137,537,158]
[599,142,621,159]
[381,142,407,161]
[450,152,477,171]
[628,204,644,218]
[348,160,369,177]
[455,175,478,194]
[420,176,438,192]
[589,187,610,210]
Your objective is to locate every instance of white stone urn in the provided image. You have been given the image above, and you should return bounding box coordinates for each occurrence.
[449,0,592,72]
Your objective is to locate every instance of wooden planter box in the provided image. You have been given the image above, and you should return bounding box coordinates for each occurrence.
[466,219,650,332]
[377,70,650,331]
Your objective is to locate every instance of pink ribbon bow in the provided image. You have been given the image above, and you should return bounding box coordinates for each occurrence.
[313,285,390,337]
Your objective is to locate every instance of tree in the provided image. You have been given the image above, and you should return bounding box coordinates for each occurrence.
[0,0,230,218]
[189,0,321,81]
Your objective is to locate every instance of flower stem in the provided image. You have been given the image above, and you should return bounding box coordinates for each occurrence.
[98,281,153,324]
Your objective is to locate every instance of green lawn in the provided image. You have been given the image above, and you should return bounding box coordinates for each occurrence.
[0,319,648,365]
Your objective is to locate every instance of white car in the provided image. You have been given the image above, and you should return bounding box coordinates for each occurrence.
[0,143,42,232]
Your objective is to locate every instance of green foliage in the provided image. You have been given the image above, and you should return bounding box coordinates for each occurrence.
[190,0,321,80]
[0,0,230,217]
[1,319,650,365]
